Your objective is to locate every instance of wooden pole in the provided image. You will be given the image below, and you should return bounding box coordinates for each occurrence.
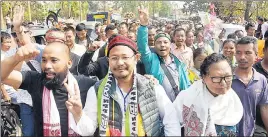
[68,1,71,18]
[0,2,5,30]
[104,1,106,12]
[79,1,82,21]
[28,1,31,22]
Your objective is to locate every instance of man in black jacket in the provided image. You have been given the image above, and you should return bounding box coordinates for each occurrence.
[75,23,93,48]
[253,39,268,136]
[97,24,118,59]
[1,42,97,136]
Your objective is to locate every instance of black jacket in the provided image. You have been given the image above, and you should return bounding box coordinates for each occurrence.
[97,42,107,59]
[253,61,267,134]
[69,52,80,75]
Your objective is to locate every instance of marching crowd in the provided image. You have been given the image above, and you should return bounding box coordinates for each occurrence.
[2,5,268,136]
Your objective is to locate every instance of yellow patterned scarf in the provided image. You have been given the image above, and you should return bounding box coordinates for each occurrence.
[97,71,145,136]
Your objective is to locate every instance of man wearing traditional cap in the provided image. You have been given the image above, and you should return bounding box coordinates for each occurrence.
[77,38,146,80]
[137,7,190,102]
[68,34,180,136]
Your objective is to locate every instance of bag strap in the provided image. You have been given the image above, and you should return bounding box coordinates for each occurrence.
[26,61,37,72]
[160,62,180,96]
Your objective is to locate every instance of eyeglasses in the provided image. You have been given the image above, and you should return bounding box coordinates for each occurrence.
[108,54,135,63]
[209,75,233,83]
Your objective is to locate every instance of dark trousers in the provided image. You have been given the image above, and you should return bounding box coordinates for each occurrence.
[20,103,34,136]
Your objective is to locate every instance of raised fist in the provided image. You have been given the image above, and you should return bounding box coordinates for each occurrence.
[88,41,101,52]
[14,45,40,62]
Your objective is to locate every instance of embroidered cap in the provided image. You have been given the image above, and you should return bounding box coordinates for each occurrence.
[107,35,138,56]
[154,32,171,42]
[45,30,66,43]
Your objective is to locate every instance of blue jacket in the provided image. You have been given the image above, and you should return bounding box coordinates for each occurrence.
[137,26,190,91]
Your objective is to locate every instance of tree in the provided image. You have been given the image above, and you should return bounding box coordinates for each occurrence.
[87,1,99,12]
[182,1,209,15]
[244,1,252,22]
[250,1,268,20]
[1,1,48,22]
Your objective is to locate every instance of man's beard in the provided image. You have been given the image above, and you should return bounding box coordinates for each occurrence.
[41,68,68,90]
[112,65,132,79]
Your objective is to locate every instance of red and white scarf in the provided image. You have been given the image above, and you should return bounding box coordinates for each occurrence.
[42,72,79,136]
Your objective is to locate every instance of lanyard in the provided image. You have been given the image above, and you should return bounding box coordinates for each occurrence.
[118,86,131,112]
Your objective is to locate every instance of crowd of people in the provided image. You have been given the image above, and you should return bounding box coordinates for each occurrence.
[2,5,268,136]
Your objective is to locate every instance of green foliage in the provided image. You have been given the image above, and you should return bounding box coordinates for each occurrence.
[182,1,268,22]
[182,1,209,15]
[250,1,268,20]
[2,1,268,23]
[2,1,50,22]
[148,1,171,17]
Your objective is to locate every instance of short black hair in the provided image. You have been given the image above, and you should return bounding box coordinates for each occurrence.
[264,40,268,50]
[222,39,236,48]
[200,53,229,77]
[174,24,182,29]
[227,33,238,40]
[258,16,264,22]
[264,31,268,39]
[148,26,156,30]
[186,30,194,36]
[196,30,204,36]
[1,31,11,43]
[129,22,136,27]
[173,28,186,37]
[193,48,207,61]
[245,23,255,31]
[108,34,118,43]
[234,30,243,35]
[236,36,258,53]
[119,22,128,28]
[235,29,243,33]
[105,24,116,33]
[95,23,101,29]
[64,26,75,35]
[75,23,86,31]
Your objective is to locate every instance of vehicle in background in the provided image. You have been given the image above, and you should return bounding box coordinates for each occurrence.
[11,26,48,45]
[30,27,48,45]
[221,23,245,39]
[86,12,122,24]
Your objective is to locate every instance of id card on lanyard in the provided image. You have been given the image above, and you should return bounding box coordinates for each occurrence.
[118,85,132,112]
